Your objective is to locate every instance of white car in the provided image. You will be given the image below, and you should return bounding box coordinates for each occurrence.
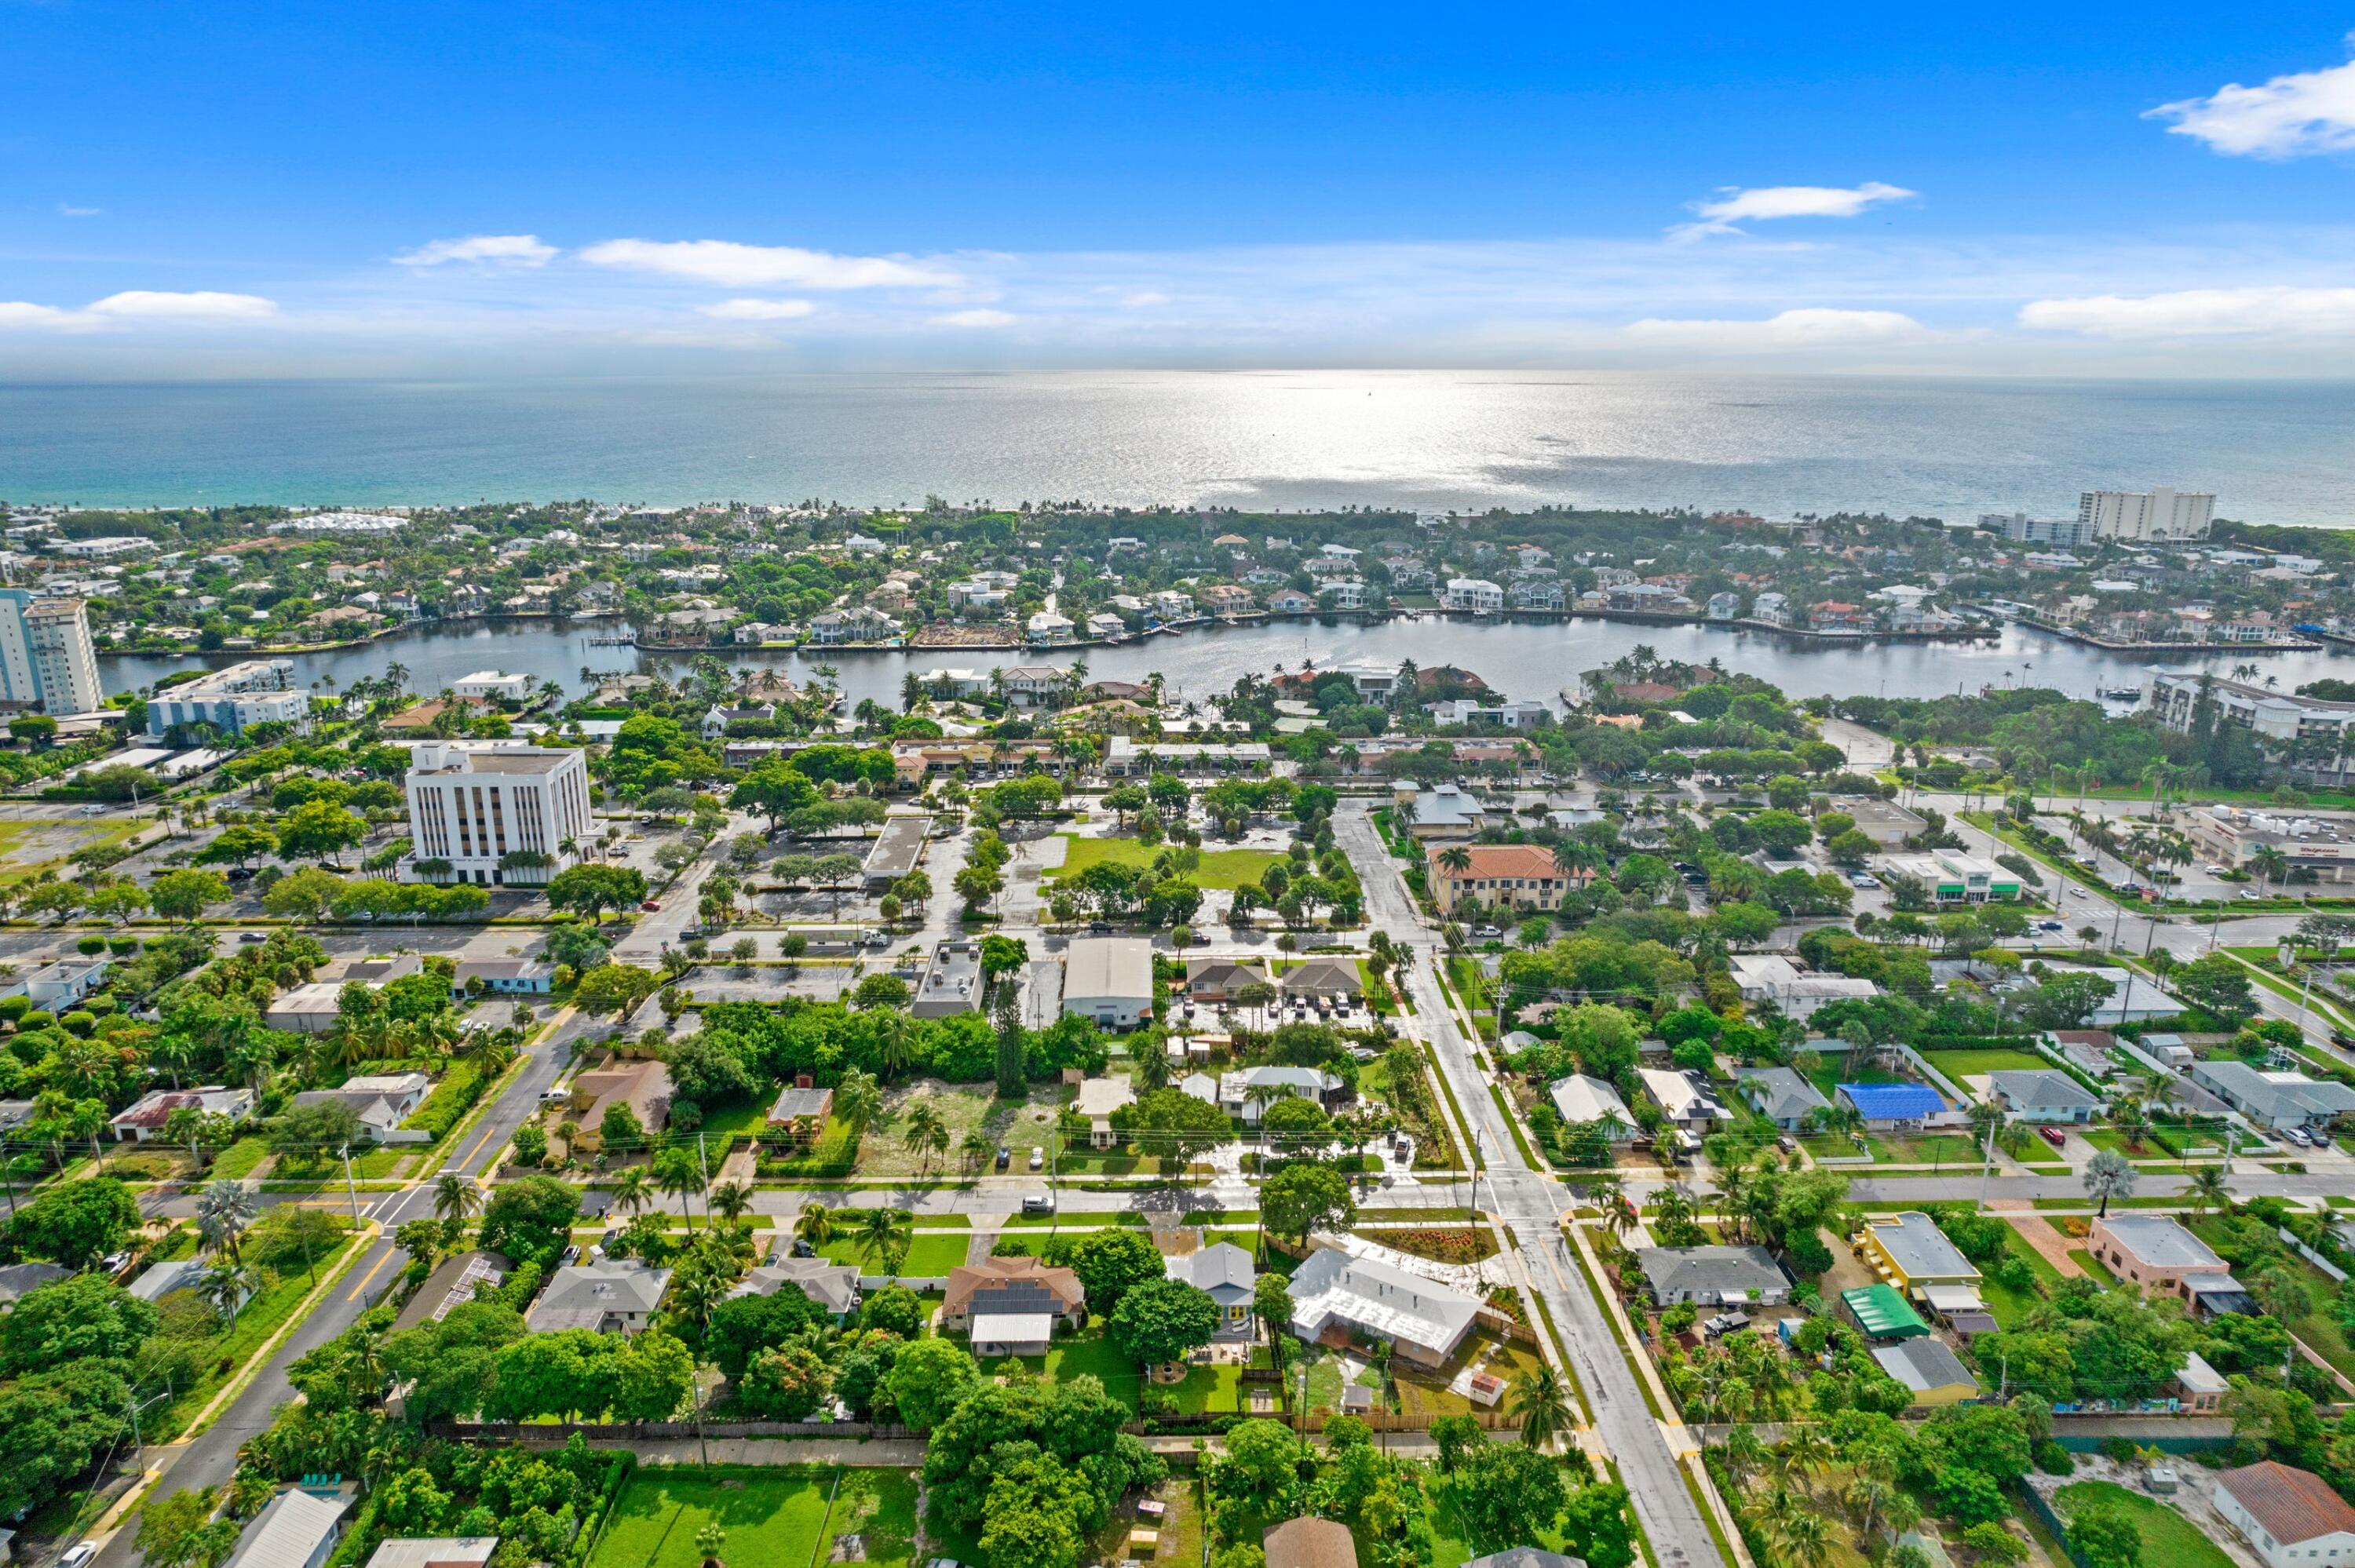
[1849,873,1880,889]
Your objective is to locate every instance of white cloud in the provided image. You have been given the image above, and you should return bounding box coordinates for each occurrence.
[931,308,1017,328]
[0,290,277,332]
[1671,181,1916,239]
[579,239,958,289]
[1119,290,1169,307]
[1622,306,1933,348]
[697,297,816,320]
[57,204,99,218]
[86,290,277,319]
[395,234,558,267]
[2148,48,2355,158]
[2020,285,2355,337]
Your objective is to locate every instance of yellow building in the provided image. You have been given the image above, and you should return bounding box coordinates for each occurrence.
[1872,1338,1980,1407]
[1854,1211,1982,1296]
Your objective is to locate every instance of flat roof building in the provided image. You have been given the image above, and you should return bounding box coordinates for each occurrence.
[404,741,593,888]
[1063,936,1154,1031]
[148,658,310,738]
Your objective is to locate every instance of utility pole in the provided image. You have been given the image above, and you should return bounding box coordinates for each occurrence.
[339,1144,363,1229]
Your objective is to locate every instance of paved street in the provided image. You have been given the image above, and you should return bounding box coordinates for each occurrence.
[1336,801,1722,1568]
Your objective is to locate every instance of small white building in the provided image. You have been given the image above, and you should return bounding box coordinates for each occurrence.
[451,670,533,703]
[2215,1462,2355,1568]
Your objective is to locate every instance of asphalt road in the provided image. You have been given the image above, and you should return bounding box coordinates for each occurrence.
[1335,801,1723,1568]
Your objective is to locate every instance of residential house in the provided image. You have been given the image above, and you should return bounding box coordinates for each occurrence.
[1871,1338,1979,1407]
[111,1084,254,1143]
[1855,1212,1982,1296]
[1634,1245,1793,1306]
[1166,1242,1258,1340]
[732,1245,863,1319]
[1026,610,1075,643]
[1750,592,1793,626]
[765,1084,834,1146]
[1400,782,1485,839]
[1836,1082,1951,1129]
[700,702,775,739]
[290,1071,432,1144]
[2178,1350,2230,1413]
[1278,957,1362,1002]
[1318,580,1367,611]
[1638,1067,1732,1132]
[1152,590,1196,621]
[1706,591,1741,620]
[941,1257,1088,1353]
[564,1058,673,1152]
[1000,665,1069,706]
[806,607,900,644]
[2089,1214,2255,1317]
[1423,698,1549,728]
[1809,601,1875,633]
[1986,1070,2103,1123]
[363,1540,499,1568]
[1185,957,1270,1004]
[1075,1076,1137,1149]
[392,1251,513,1332]
[2215,1463,2355,1568]
[0,1261,68,1305]
[1265,1518,1359,1568]
[1201,585,1257,617]
[1441,578,1506,613]
[223,1487,351,1568]
[1549,1074,1635,1139]
[2190,1059,2355,1133]
[17,957,108,1008]
[1063,937,1155,1030]
[1732,1066,1831,1131]
[1269,589,1316,614]
[1221,1065,1349,1124]
[1284,1246,1481,1369]
[1510,579,1566,611]
[1725,954,1882,1021]
[1426,843,1581,917]
[525,1260,673,1333]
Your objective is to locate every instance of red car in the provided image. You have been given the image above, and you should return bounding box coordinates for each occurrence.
[2039,1125,2068,1149]
[641,900,661,912]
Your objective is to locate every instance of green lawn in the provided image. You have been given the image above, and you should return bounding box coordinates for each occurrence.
[1920,1048,2050,1078]
[2055,1483,2233,1568]
[150,1228,367,1442]
[1053,834,1281,891]
[212,1136,271,1180]
[818,1231,969,1277]
[589,1465,918,1568]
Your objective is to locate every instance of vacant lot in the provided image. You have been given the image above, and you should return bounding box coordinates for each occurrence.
[1919,1047,2050,1078]
[855,1078,1061,1179]
[2054,1482,2233,1568]
[1054,834,1282,891]
[590,1465,918,1568]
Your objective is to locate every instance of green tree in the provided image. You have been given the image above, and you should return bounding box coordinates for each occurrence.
[728,760,820,833]
[261,865,345,921]
[575,962,661,1019]
[1261,1161,1354,1245]
[148,868,233,927]
[2066,1497,2145,1568]
[477,1175,582,1267]
[1068,1227,1165,1311]
[8,1176,141,1267]
[276,799,367,864]
[2082,1149,2137,1218]
[0,1273,159,1373]
[885,1336,981,1431]
[196,824,279,867]
[1108,1278,1220,1369]
[137,1486,238,1568]
[1221,1417,1302,1494]
[2170,956,2257,1025]
[546,863,651,922]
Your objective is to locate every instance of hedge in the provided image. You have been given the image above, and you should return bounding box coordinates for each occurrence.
[400,1059,487,1141]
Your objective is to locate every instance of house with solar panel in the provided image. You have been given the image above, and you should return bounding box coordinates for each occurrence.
[1853,1211,1983,1298]
[1836,1081,1950,1131]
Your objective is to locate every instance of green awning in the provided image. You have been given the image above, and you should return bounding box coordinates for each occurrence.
[1843,1284,1930,1339]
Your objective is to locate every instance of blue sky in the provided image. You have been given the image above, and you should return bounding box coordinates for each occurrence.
[7,0,2355,373]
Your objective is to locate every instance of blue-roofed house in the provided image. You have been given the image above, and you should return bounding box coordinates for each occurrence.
[1837,1081,1949,1130]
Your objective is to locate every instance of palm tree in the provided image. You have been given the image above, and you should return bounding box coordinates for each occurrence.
[961,1130,992,1173]
[794,1201,835,1250]
[195,1179,257,1264]
[2083,1148,2137,1217]
[1773,1503,1833,1568]
[710,1180,754,1224]
[1720,1423,1769,1492]
[2186,1164,2230,1221]
[198,1260,257,1323]
[2250,845,2290,899]
[902,1102,946,1175]
[1511,1364,1572,1451]
[853,1206,911,1272]
[656,1151,706,1232]
[433,1172,483,1231]
[833,1070,882,1132]
[612,1167,653,1220]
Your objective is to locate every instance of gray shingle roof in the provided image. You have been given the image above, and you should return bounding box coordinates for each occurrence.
[1988,1069,2101,1110]
[1634,1245,1790,1299]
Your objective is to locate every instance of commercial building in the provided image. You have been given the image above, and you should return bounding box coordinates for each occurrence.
[2214,1462,2355,1568]
[1725,954,1882,1021]
[861,812,933,889]
[1063,937,1155,1030]
[0,592,102,715]
[1878,848,2021,903]
[1982,512,2099,549]
[2079,486,2215,542]
[403,741,594,887]
[147,658,310,737]
[911,939,983,1019]
[2184,802,2355,883]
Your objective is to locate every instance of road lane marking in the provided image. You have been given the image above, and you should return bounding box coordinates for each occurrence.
[345,1245,396,1301]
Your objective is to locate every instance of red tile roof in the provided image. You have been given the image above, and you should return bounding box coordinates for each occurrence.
[1428,844,1575,882]
[2222,1462,2355,1544]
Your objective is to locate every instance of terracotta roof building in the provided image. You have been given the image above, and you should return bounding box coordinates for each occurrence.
[1426,843,1585,917]
[1265,1518,1360,1568]
[2216,1462,2355,1568]
[940,1256,1086,1353]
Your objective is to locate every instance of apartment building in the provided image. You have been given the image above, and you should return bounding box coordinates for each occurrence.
[147,658,311,737]
[0,592,102,716]
[2149,673,2355,784]
[2080,487,2214,542]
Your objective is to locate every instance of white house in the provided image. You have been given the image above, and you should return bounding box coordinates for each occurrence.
[1441,578,1505,613]
[1548,1074,1635,1139]
[1167,1242,1258,1340]
[2215,1462,2355,1568]
[451,671,533,703]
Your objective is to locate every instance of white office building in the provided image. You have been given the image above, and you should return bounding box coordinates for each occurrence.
[403,741,593,887]
[2079,487,2214,542]
[147,658,310,737]
[0,592,102,715]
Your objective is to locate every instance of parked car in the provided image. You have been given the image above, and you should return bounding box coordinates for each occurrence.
[2039,1125,2068,1149]
[1021,1194,1055,1216]
[1087,921,1114,935]
[1475,924,1502,939]
[2038,920,2065,932]
[1028,1146,1045,1171]
[995,1145,1012,1171]
[641,899,662,911]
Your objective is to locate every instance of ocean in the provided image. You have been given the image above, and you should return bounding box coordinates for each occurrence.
[3,371,2352,525]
